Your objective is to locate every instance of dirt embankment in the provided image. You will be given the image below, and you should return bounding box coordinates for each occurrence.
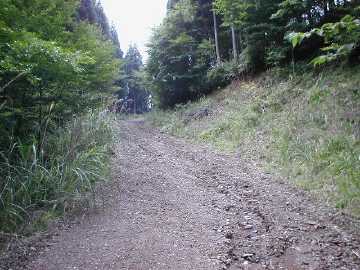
[2,119,359,270]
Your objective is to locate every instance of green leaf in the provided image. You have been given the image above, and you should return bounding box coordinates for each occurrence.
[286,32,305,48]
[310,55,328,67]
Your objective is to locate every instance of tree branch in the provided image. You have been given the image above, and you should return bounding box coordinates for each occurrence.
[0,71,28,93]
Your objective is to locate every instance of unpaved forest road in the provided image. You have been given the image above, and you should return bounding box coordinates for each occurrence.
[23,120,360,269]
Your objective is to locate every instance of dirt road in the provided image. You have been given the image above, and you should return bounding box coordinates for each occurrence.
[11,119,360,269]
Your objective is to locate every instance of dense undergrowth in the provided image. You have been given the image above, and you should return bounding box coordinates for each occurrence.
[147,66,360,217]
[0,111,115,233]
[0,0,122,235]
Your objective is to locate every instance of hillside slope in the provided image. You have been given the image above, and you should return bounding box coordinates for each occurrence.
[147,67,360,217]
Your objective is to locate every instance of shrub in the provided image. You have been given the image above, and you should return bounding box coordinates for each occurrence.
[0,110,114,233]
[206,64,231,89]
[206,60,249,90]
[287,15,360,66]
[265,46,289,67]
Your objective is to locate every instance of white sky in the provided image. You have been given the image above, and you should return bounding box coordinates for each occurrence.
[101,0,168,59]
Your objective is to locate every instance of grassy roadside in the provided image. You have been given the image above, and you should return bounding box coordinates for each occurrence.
[0,110,116,235]
[147,67,360,217]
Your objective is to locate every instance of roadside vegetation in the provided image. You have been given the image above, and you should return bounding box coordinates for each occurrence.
[146,1,360,217]
[147,0,360,109]
[1,0,360,235]
[0,111,115,233]
[148,65,360,216]
[0,0,122,234]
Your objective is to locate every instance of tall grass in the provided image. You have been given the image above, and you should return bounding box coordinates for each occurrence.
[0,110,115,233]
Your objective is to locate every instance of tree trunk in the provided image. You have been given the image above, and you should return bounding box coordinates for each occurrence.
[231,25,238,60]
[238,30,242,52]
[213,8,221,65]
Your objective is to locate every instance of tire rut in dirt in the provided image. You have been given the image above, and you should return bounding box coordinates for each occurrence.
[127,120,360,270]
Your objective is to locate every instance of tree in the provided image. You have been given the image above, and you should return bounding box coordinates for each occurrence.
[214,0,285,70]
[150,0,360,109]
[167,0,181,11]
[213,4,221,64]
[147,0,216,108]
[0,0,121,151]
[78,0,98,24]
[110,24,124,58]
[95,1,111,38]
[214,0,253,60]
[77,0,123,57]
[118,45,150,113]
[124,45,143,74]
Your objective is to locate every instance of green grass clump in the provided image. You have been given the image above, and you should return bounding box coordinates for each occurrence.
[147,66,360,216]
[0,110,115,233]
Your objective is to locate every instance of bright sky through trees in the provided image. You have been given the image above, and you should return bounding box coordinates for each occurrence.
[101,0,168,58]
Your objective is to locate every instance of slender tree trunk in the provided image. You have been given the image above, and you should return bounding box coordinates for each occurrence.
[255,0,260,10]
[231,25,238,60]
[213,8,221,65]
[37,86,43,154]
[238,30,242,52]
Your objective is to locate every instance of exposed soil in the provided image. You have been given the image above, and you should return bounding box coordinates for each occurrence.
[1,119,359,270]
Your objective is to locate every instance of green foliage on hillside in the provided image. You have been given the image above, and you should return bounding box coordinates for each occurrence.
[148,0,360,107]
[0,0,121,147]
[148,1,360,213]
[147,66,360,216]
[0,0,122,232]
[147,0,215,108]
[288,14,360,66]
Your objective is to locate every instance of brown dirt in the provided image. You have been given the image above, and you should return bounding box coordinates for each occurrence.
[2,119,360,270]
